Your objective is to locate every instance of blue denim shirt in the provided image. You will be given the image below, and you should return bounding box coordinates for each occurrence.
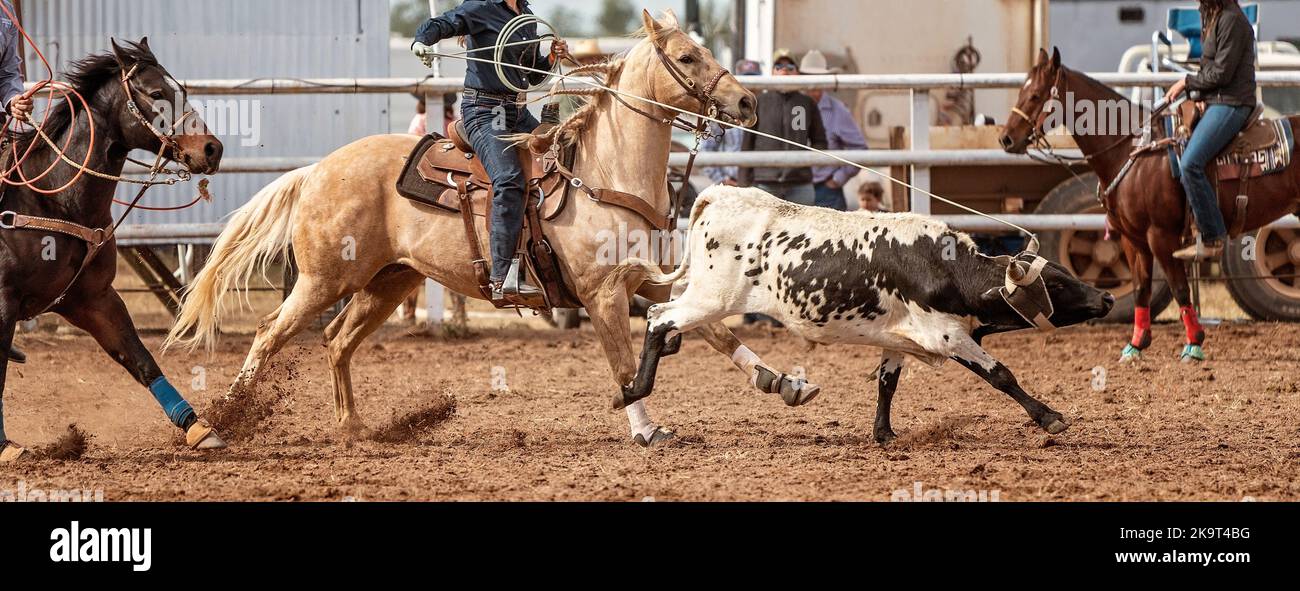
[0,1,25,110]
[415,0,553,95]
[812,92,868,186]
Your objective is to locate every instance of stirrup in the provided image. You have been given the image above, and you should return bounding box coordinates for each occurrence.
[1173,239,1224,261]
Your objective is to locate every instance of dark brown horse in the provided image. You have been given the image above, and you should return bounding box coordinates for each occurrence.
[0,39,224,461]
[1001,48,1300,362]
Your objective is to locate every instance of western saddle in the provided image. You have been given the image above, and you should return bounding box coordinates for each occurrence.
[1169,102,1295,236]
[396,121,676,312]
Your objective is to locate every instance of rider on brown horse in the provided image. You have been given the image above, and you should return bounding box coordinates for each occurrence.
[1165,0,1258,261]
[410,0,570,303]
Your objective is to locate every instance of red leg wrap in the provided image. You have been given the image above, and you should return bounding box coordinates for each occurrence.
[1131,307,1152,349]
[1181,305,1205,345]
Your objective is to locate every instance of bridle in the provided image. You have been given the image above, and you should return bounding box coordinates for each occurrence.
[1,61,206,319]
[604,38,731,228]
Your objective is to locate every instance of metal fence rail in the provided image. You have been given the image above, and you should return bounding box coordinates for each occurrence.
[95,70,1300,240]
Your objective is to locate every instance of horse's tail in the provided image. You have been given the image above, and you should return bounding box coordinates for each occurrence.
[605,186,719,289]
[164,165,317,352]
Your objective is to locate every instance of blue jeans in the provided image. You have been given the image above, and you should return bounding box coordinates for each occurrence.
[461,94,541,281]
[756,182,816,206]
[1180,104,1252,242]
[814,182,848,211]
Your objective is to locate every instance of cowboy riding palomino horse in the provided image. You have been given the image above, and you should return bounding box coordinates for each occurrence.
[167,11,821,447]
[0,39,226,461]
[1001,48,1299,363]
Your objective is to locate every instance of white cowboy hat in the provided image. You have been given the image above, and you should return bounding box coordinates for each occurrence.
[799,50,839,75]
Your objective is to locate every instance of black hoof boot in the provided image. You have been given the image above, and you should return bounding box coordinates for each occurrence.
[633,427,675,448]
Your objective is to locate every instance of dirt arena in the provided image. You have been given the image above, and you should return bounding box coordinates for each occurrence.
[2,317,1297,501]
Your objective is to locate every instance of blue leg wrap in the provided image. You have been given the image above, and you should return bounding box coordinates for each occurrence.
[149,377,196,429]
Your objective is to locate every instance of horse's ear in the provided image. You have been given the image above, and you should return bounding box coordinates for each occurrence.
[661,9,681,29]
[110,38,132,69]
[1037,48,1049,66]
[138,36,151,52]
[641,9,665,43]
[1051,47,1061,69]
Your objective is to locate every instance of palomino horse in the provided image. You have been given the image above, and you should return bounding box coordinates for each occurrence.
[166,11,816,446]
[0,39,226,461]
[1001,49,1300,362]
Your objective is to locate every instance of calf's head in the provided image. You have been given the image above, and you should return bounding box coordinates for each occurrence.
[979,257,1114,332]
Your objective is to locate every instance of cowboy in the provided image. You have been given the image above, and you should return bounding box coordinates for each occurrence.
[411,0,570,302]
[738,50,827,206]
[799,50,868,211]
[2,0,31,364]
[701,59,762,187]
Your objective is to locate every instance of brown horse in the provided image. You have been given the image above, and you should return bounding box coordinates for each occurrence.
[1001,48,1300,362]
[165,11,821,447]
[0,39,225,461]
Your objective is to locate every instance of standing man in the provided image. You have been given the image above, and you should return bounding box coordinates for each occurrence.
[2,0,31,364]
[701,59,761,187]
[800,50,867,211]
[738,51,826,206]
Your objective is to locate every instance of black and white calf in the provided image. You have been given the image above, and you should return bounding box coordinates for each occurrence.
[616,187,1115,443]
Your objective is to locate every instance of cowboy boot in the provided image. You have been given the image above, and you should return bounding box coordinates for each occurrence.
[491,258,542,302]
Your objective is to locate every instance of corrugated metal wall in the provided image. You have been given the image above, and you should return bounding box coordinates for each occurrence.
[19,0,391,229]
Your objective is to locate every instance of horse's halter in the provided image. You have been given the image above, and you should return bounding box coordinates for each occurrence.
[1010,67,1065,148]
[118,62,196,161]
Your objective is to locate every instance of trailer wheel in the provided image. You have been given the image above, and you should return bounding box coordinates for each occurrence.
[1223,229,1300,321]
[1035,173,1173,322]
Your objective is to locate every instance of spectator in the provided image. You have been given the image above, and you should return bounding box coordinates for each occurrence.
[407,93,428,136]
[858,181,889,213]
[701,59,762,187]
[738,51,826,206]
[800,50,869,211]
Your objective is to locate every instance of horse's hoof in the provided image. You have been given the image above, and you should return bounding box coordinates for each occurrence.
[1119,344,1143,364]
[873,429,897,445]
[1179,344,1206,363]
[780,377,821,407]
[0,441,28,462]
[1043,417,1070,435]
[633,427,675,448]
[186,420,228,450]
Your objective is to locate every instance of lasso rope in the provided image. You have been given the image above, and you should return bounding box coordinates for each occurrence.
[419,25,1041,244]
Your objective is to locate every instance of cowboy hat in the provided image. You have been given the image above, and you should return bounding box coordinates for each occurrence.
[799,50,839,75]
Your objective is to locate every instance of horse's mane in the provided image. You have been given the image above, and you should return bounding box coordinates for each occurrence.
[1065,66,1147,116]
[502,57,627,153]
[14,40,157,151]
[503,15,681,153]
